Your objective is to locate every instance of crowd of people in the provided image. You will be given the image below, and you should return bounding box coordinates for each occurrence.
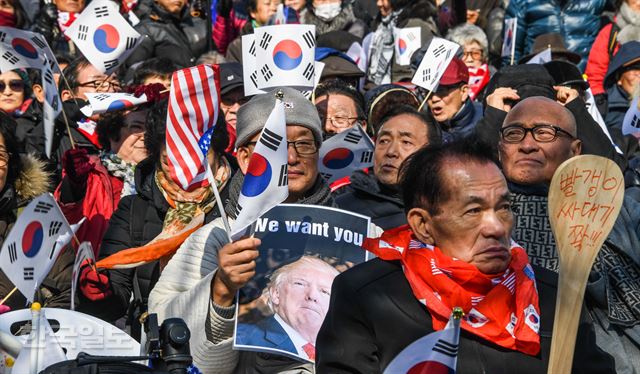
[0,0,639,372]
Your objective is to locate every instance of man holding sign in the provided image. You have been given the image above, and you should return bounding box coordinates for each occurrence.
[148,87,335,372]
[499,96,640,372]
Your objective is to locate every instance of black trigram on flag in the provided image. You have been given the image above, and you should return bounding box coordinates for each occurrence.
[23,267,34,281]
[278,164,288,187]
[632,115,640,129]
[2,51,18,65]
[432,339,458,358]
[30,36,46,49]
[49,242,58,260]
[7,242,16,264]
[125,37,137,50]
[444,48,452,60]
[94,93,110,101]
[433,44,446,58]
[104,58,119,70]
[320,172,332,181]
[360,151,373,164]
[260,65,273,82]
[302,31,314,48]
[302,63,314,80]
[0,32,6,42]
[234,203,242,217]
[49,221,63,236]
[407,32,416,42]
[344,130,362,144]
[249,41,256,56]
[51,94,59,111]
[77,25,89,41]
[95,6,110,17]
[34,201,53,214]
[250,71,258,88]
[422,68,431,82]
[259,33,273,50]
[259,128,283,152]
[43,69,54,85]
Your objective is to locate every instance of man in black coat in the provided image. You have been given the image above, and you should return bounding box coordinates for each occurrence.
[316,137,615,373]
[335,105,441,229]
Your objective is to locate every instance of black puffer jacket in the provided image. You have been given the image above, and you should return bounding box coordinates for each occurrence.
[78,155,237,324]
[126,3,209,68]
[335,169,405,230]
[15,100,45,159]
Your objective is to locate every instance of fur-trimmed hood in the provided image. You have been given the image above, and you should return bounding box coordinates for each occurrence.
[14,154,51,205]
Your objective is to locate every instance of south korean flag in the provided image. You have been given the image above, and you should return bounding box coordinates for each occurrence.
[0,27,60,72]
[231,98,289,240]
[393,27,421,66]
[318,125,374,184]
[64,0,142,74]
[42,56,62,158]
[0,194,74,302]
[411,37,460,92]
[80,92,148,116]
[242,34,266,96]
[255,24,316,90]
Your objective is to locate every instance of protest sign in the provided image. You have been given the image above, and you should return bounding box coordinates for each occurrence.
[233,204,370,362]
[254,24,316,90]
[393,27,421,66]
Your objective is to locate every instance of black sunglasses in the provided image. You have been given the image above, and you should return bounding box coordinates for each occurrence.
[0,79,24,92]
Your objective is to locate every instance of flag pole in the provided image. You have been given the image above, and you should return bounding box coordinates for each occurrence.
[55,71,77,150]
[0,287,17,305]
[206,160,232,242]
[510,19,517,66]
[417,90,433,112]
[29,302,42,374]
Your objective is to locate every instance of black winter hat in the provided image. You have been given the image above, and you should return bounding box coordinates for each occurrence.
[482,64,556,109]
[543,60,589,90]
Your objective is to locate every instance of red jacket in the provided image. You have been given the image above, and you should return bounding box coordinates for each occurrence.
[54,155,123,257]
[585,23,620,95]
[212,9,247,55]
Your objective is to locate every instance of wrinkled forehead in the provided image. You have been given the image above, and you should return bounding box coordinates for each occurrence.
[503,98,576,133]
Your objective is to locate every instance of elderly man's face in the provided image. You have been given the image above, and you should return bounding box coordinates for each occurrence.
[73,63,121,100]
[221,87,249,129]
[427,84,469,123]
[499,97,581,185]
[423,160,513,274]
[315,94,360,135]
[374,113,429,186]
[271,264,336,341]
[618,68,640,96]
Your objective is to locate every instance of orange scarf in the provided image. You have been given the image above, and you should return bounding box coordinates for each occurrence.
[364,225,541,356]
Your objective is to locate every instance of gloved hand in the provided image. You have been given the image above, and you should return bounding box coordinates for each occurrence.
[216,0,233,18]
[79,265,112,301]
[0,304,10,314]
[33,3,59,44]
[62,148,92,186]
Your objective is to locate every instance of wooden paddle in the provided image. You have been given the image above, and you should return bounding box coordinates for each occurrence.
[547,155,624,374]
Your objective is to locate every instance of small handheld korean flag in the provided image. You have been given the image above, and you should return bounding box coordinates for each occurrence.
[0,27,59,72]
[411,37,460,92]
[393,27,421,66]
[585,88,624,153]
[0,194,74,302]
[318,125,374,184]
[623,96,640,137]
[346,41,367,73]
[42,55,62,158]
[65,0,142,74]
[242,34,266,96]
[502,18,517,60]
[526,47,551,64]
[255,24,316,90]
[80,92,148,116]
[383,308,462,374]
[70,241,95,310]
[230,95,288,240]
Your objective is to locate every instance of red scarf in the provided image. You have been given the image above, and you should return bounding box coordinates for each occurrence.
[364,225,541,356]
[468,64,491,101]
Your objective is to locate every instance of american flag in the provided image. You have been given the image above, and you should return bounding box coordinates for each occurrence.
[166,64,220,191]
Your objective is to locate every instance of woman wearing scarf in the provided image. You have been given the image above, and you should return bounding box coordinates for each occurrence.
[366,0,438,86]
[447,23,494,102]
[316,138,614,373]
[76,96,236,341]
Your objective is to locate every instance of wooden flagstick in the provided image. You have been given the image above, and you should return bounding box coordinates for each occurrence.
[547,155,624,374]
[417,90,433,112]
[0,287,17,305]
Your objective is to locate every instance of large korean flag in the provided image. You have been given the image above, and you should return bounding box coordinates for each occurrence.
[411,37,459,92]
[0,194,73,302]
[394,27,421,66]
[0,27,59,72]
[319,125,374,184]
[242,34,266,96]
[231,99,289,240]
[64,0,141,74]
[255,24,316,90]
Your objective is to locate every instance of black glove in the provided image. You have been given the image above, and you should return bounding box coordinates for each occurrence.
[216,0,233,18]
[33,3,59,44]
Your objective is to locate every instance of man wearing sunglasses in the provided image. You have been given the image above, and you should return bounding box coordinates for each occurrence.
[426,57,482,140]
[499,96,640,373]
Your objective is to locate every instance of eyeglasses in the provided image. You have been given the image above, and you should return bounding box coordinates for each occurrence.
[0,79,24,92]
[500,125,576,143]
[0,152,11,167]
[246,139,318,155]
[462,49,483,60]
[322,116,360,129]
[77,78,122,92]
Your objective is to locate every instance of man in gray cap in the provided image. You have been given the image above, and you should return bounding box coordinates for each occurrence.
[147,87,333,373]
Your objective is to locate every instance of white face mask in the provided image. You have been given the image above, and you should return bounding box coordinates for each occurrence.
[314,2,341,20]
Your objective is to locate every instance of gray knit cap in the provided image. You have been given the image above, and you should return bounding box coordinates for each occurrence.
[235,87,322,148]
